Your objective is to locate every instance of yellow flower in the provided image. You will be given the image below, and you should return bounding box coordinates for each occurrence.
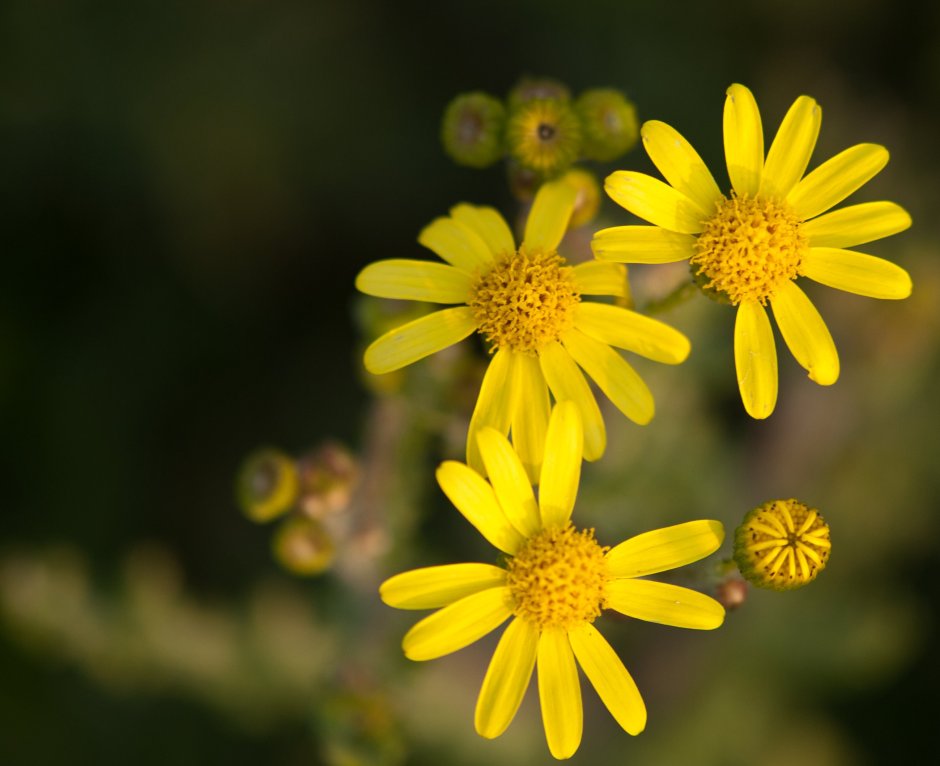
[380,402,725,759]
[356,180,690,480]
[593,83,913,419]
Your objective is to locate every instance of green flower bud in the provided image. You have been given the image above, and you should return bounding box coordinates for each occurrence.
[237,448,299,523]
[272,516,335,577]
[507,76,571,111]
[575,88,639,161]
[441,92,506,168]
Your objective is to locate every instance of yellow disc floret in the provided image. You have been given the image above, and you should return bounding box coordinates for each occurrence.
[506,524,609,630]
[690,194,807,305]
[470,248,580,353]
[733,499,831,591]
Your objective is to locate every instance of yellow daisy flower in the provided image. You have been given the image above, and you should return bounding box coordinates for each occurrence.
[380,402,725,759]
[356,179,691,480]
[593,83,913,419]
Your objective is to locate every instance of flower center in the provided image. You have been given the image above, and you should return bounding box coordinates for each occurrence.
[506,524,609,630]
[690,194,807,305]
[734,499,831,591]
[469,248,580,353]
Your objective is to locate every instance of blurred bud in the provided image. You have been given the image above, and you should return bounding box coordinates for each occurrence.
[318,685,406,766]
[507,161,541,202]
[298,442,359,519]
[561,168,602,228]
[733,499,831,591]
[715,577,748,611]
[507,76,571,110]
[441,92,506,168]
[506,98,582,177]
[272,516,335,577]
[237,448,299,523]
[575,88,639,161]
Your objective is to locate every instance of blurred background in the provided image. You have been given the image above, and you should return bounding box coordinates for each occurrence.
[2,0,939,763]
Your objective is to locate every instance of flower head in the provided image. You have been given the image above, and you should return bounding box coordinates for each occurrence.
[734,499,831,590]
[593,83,913,418]
[356,180,691,479]
[506,98,583,177]
[380,402,726,759]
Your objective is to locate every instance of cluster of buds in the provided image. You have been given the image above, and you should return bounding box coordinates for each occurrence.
[441,76,639,220]
[236,443,359,576]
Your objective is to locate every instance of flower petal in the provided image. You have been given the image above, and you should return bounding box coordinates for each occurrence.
[606,520,725,578]
[436,461,525,554]
[402,587,513,661]
[760,95,821,199]
[450,204,516,258]
[467,348,518,475]
[475,618,538,739]
[604,171,707,234]
[537,628,583,760]
[476,428,541,538]
[355,259,473,303]
[511,353,551,484]
[568,623,646,735]
[607,580,725,630]
[572,261,629,297]
[380,563,507,609]
[734,300,778,419]
[523,179,577,252]
[591,225,696,264]
[419,216,495,271]
[787,143,889,220]
[574,302,691,365]
[538,401,583,528]
[770,280,840,386]
[539,342,606,461]
[562,329,655,426]
[723,83,764,197]
[641,120,722,213]
[802,247,912,299]
[802,201,912,248]
[364,307,478,374]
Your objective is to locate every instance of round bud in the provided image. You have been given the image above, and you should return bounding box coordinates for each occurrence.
[506,98,582,177]
[575,88,639,161]
[507,76,571,111]
[236,448,299,523]
[441,92,506,168]
[272,516,335,576]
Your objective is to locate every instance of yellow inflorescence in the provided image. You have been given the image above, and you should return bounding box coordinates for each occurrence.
[506,524,609,630]
[506,99,583,176]
[470,249,580,353]
[734,499,831,591]
[690,194,807,305]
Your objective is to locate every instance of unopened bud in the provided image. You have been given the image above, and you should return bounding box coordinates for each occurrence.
[575,88,639,161]
[441,92,506,168]
[297,442,359,519]
[272,516,335,577]
[237,448,299,523]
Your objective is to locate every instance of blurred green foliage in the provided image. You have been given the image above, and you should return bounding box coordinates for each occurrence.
[2,0,939,764]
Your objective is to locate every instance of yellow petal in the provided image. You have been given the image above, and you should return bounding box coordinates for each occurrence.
[539,342,606,462]
[467,349,518,474]
[641,120,722,213]
[606,520,725,578]
[402,587,513,661]
[787,143,889,220]
[604,171,707,234]
[537,628,583,760]
[574,302,690,365]
[591,225,696,264]
[419,216,496,271]
[723,83,764,197]
[476,428,541,538]
[568,623,646,735]
[802,247,912,299]
[511,353,550,484]
[760,95,821,199]
[802,201,912,248]
[607,580,725,630]
[436,461,525,554]
[523,179,577,252]
[355,259,473,303]
[364,307,478,374]
[770,280,840,386]
[734,300,778,419]
[475,618,538,739]
[562,329,655,426]
[450,204,516,258]
[538,401,583,528]
[380,563,507,609]
[572,261,629,297]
